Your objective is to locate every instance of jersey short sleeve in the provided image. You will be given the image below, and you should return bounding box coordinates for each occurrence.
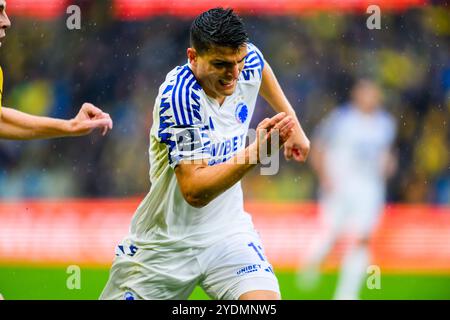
[240,43,265,82]
[313,107,347,147]
[156,65,211,168]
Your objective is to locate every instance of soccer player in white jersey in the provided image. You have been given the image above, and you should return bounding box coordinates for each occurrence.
[298,79,397,300]
[100,8,310,300]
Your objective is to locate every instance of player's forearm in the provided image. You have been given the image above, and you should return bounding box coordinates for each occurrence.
[382,149,398,179]
[0,107,73,139]
[176,145,258,208]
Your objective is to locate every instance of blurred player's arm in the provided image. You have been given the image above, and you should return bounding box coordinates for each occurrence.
[382,147,398,180]
[0,103,112,140]
[259,62,310,162]
[309,136,333,193]
[383,117,398,180]
[175,113,294,208]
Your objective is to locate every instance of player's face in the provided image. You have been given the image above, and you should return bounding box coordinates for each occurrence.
[352,81,382,113]
[0,0,11,47]
[189,44,247,101]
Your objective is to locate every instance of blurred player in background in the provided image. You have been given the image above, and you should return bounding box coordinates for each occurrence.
[101,8,309,300]
[0,0,112,140]
[298,79,397,299]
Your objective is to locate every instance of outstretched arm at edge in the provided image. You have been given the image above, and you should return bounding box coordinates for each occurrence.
[0,103,112,140]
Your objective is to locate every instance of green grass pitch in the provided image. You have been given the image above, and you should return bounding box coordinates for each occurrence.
[0,265,449,300]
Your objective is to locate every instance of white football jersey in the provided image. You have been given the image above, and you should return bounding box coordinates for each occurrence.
[127,43,265,249]
[315,105,396,196]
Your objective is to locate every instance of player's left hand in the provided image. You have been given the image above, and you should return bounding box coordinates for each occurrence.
[69,103,113,136]
[284,123,310,162]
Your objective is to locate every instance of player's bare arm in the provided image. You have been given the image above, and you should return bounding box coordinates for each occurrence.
[259,62,310,162]
[309,137,334,193]
[382,148,398,180]
[0,1,112,140]
[175,112,295,208]
[0,103,113,140]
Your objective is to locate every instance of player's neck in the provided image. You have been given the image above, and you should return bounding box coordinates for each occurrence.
[212,94,226,106]
[197,80,226,106]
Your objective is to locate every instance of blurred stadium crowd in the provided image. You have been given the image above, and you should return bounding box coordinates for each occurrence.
[0,4,448,203]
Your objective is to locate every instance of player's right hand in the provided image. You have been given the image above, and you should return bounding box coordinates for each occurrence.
[69,103,113,136]
[252,112,295,162]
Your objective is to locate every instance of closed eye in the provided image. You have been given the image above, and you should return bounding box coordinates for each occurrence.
[212,62,228,68]
[212,56,246,68]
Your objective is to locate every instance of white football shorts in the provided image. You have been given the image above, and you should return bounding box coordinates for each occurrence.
[99,230,280,300]
[321,189,384,238]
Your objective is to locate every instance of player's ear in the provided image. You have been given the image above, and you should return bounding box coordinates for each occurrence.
[187,48,197,66]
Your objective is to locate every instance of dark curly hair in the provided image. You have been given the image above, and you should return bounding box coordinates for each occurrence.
[190,8,248,54]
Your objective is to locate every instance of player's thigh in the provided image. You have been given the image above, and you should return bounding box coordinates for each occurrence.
[351,195,384,239]
[100,240,200,300]
[320,194,350,236]
[199,232,280,300]
[239,290,280,300]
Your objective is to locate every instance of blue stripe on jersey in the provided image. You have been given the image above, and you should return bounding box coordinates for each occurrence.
[253,47,265,70]
[244,51,262,69]
[157,66,209,166]
[184,75,197,125]
[171,67,190,125]
[244,62,262,69]
[191,91,202,123]
[209,117,215,131]
[163,84,173,95]
[177,71,191,125]
[241,43,264,80]
[241,69,255,81]
[246,54,259,64]
[158,95,176,161]
[172,66,203,126]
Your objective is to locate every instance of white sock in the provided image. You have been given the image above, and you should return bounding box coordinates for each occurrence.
[297,232,338,289]
[334,244,369,300]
